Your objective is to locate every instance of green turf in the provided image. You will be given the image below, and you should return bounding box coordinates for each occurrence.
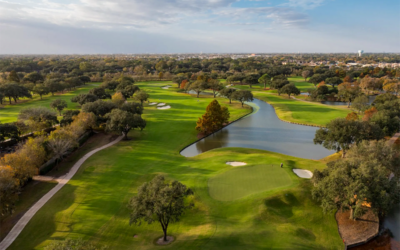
[208,164,292,201]
[7,82,343,250]
[0,83,101,123]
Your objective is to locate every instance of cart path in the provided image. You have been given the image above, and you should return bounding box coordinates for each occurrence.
[0,135,124,250]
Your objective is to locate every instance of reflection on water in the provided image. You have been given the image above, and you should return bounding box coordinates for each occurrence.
[384,203,400,241]
[321,95,377,106]
[181,99,334,159]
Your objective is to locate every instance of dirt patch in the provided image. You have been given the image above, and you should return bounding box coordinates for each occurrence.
[156,236,174,245]
[350,231,400,250]
[292,169,313,179]
[157,105,171,110]
[336,209,379,247]
[226,161,247,167]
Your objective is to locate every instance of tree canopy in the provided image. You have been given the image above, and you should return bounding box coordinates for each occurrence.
[196,99,230,134]
[129,175,193,242]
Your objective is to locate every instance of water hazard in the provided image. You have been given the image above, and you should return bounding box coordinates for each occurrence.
[180,98,334,159]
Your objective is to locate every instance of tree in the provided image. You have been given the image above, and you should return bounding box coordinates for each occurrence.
[79,62,92,72]
[120,102,143,115]
[71,94,99,105]
[351,95,369,113]
[105,109,146,139]
[79,75,91,84]
[0,166,19,217]
[18,107,58,132]
[158,72,164,80]
[0,123,19,142]
[312,157,400,220]
[7,70,20,82]
[244,73,260,88]
[372,93,397,105]
[338,82,362,107]
[89,87,111,99]
[347,140,400,179]
[382,79,400,95]
[302,70,311,81]
[325,77,342,89]
[172,75,187,88]
[208,79,224,98]
[1,82,32,104]
[101,81,119,91]
[308,74,326,87]
[45,79,63,96]
[196,100,230,134]
[82,100,117,124]
[129,175,193,242]
[32,84,50,99]
[359,77,380,94]
[346,112,359,121]
[60,110,80,126]
[65,77,83,89]
[133,90,150,105]
[369,111,400,136]
[188,80,208,98]
[48,128,78,161]
[258,74,271,89]
[279,83,300,98]
[314,118,383,157]
[50,99,68,116]
[270,76,290,93]
[116,84,140,99]
[231,90,254,107]
[23,72,43,83]
[111,92,125,107]
[362,107,378,121]
[219,88,237,104]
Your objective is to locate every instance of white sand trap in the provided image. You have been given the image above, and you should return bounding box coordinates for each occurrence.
[293,169,313,179]
[157,105,171,110]
[161,85,171,89]
[226,161,247,167]
[157,103,166,106]
[149,102,158,105]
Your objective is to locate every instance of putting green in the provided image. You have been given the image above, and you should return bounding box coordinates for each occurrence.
[208,164,292,201]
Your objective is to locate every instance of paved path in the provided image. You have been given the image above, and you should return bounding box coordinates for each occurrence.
[388,132,400,146]
[0,136,124,250]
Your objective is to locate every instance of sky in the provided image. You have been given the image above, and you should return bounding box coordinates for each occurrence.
[0,0,399,54]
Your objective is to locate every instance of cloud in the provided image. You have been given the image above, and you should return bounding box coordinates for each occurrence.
[284,0,326,9]
[214,7,309,28]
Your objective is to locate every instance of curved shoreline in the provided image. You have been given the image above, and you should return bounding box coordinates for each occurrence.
[0,136,124,250]
[179,102,257,156]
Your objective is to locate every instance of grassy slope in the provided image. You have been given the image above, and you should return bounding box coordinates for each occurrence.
[8,82,343,250]
[0,83,101,123]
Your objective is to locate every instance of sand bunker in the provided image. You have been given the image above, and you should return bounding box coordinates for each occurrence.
[157,105,171,110]
[161,85,171,89]
[148,102,158,105]
[226,161,247,167]
[293,169,313,179]
[157,103,166,106]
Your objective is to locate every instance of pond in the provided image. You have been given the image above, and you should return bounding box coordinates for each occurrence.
[321,95,377,106]
[180,98,334,160]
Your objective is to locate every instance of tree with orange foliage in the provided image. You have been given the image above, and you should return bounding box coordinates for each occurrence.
[346,112,359,121]
[180,79,188,89]
[343,76,352,83]
[362,107,378,121]
[196,100,229,134]
[382,79,400,95]
[0,166,19,216]
[317,81,326,88]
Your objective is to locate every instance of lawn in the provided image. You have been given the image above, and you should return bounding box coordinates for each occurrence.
[255,92,349,126]
[7,82,343,249]
[208,164,292,201]
[0,83,101,123]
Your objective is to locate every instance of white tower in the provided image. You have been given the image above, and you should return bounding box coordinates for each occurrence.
[358,50,364,57]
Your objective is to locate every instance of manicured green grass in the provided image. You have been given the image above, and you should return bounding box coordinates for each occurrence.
[255,92,349,126]
[208,164,292,201]
[7,82,343,250]
[0,83,101,123]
